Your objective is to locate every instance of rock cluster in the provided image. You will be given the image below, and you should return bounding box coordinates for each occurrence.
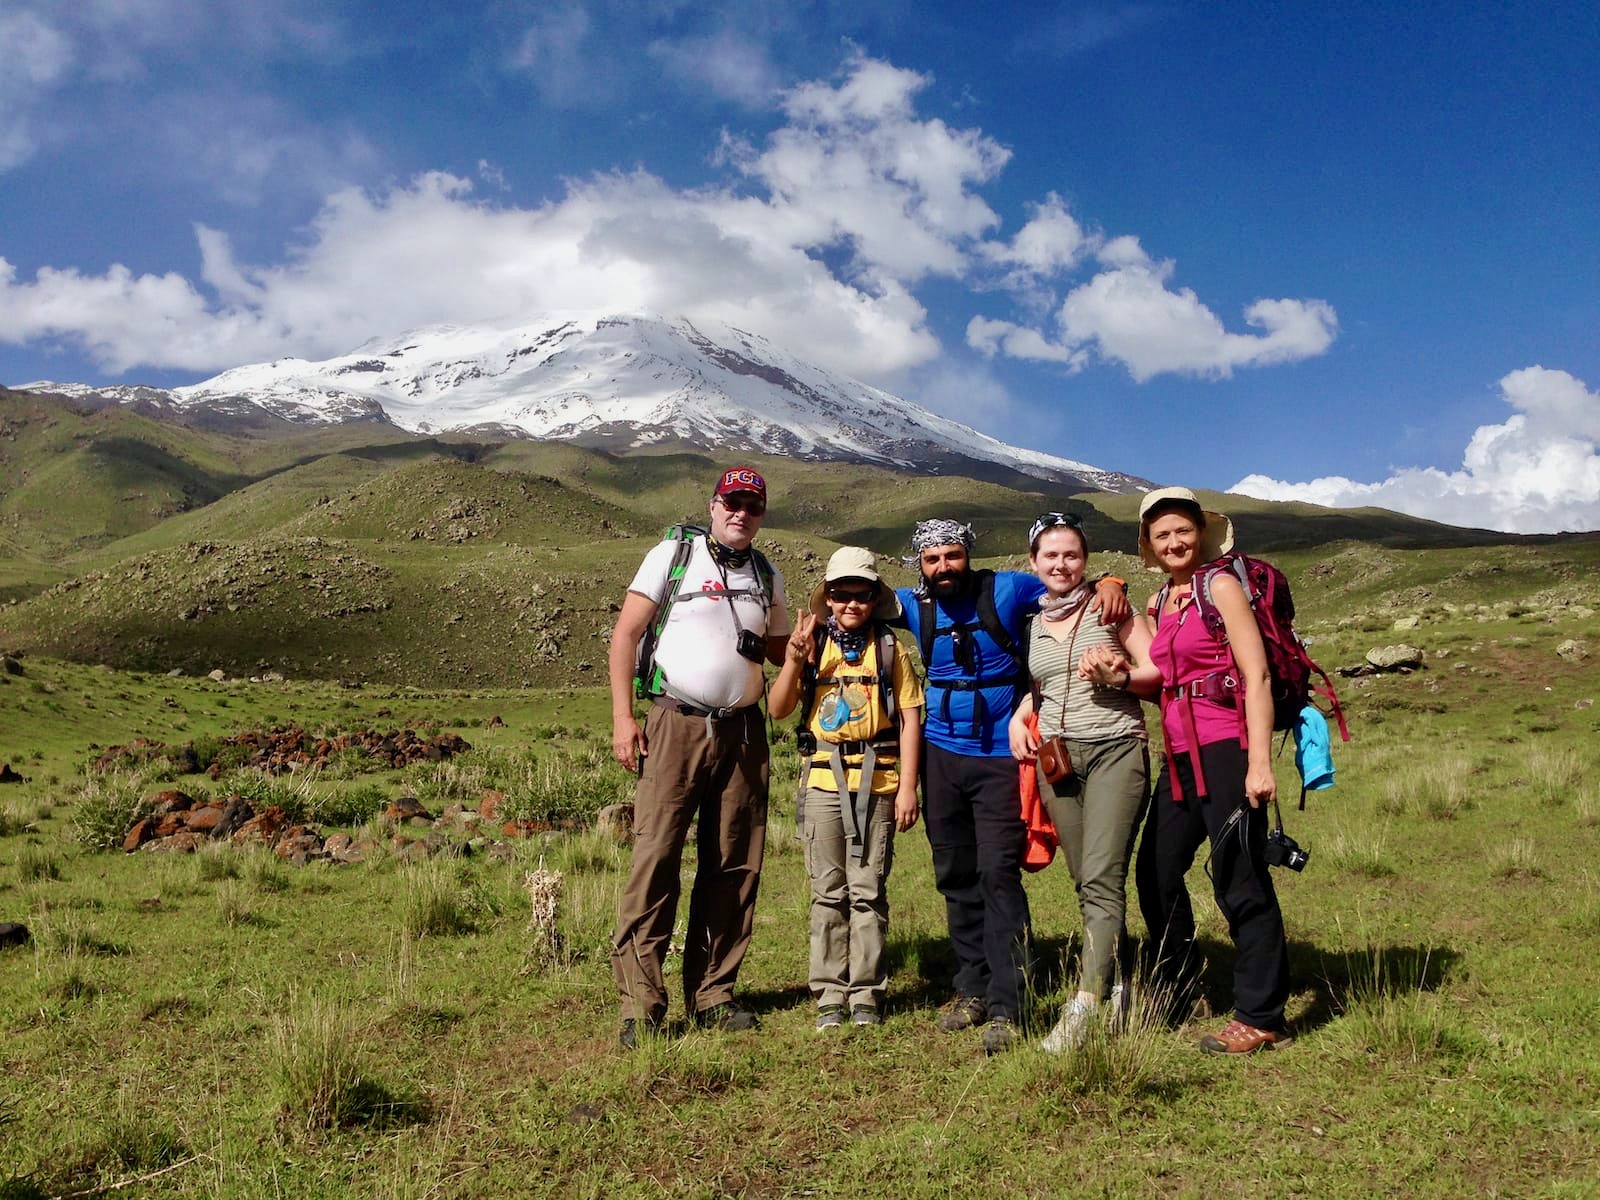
[92,725,472,777]
[123,789,327,863]
[119,789,635,865]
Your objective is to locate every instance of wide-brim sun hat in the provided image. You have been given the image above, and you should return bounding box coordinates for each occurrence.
[1137,486,1234,570]
[808,546,903,621]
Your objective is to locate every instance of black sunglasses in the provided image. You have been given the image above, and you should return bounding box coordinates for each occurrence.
[825,585,879,604]
[1028,511,1083,547]
[717,494,766,515]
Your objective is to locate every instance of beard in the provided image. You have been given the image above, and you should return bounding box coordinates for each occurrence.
[925,568,969,598]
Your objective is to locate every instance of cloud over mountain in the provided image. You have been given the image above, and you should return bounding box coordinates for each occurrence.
[0,51,1335,400]
[1234,367,1600,534]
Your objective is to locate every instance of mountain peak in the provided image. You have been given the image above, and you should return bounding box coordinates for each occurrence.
[23,313,1145,492]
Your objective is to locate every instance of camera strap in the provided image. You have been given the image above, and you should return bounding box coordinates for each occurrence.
[1202,801,1250,888]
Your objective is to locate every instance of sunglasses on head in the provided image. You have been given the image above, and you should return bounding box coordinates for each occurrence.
[1028,511,1082,547]
[825,584,879,605]
[717,493,766,515]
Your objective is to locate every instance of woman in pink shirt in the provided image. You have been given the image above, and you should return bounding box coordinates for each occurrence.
[1133,488,1292,1055]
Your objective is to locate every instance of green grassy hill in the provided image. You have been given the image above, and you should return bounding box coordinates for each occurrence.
[4,390,1596,685]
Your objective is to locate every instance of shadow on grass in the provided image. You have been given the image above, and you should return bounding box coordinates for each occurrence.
[1295,939,1462,1032]
[1150,935,1462,1034]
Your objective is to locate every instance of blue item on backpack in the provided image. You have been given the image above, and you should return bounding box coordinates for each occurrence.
[1292,704,1335,807]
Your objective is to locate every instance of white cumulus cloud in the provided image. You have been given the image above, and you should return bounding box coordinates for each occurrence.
[970,236,1338,381]
[1233,367,1600,534]
[1,49,1337,402]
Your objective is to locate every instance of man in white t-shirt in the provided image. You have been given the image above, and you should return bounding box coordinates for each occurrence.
[607,466,791,1047]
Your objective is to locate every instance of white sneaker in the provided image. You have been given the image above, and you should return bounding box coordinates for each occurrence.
[1039,996,1096,1055]
[1110,981,1132,1030]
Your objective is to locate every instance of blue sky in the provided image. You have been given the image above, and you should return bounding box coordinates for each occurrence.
[1,1,1596,531]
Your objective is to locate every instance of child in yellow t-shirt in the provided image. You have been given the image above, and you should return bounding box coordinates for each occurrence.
[769,547,924,1031]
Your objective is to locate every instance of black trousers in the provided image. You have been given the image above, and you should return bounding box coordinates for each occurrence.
[1134,739,1290,1031]
[923,743,1032,1023]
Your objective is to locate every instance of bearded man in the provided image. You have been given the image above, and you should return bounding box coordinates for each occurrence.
[895,518,1126,1054]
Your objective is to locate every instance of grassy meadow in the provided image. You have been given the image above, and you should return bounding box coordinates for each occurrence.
[2,390,1599,1196]
[2,593,1599,1197]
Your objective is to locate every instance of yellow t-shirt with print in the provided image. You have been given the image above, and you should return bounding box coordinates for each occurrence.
[803,632,925,796]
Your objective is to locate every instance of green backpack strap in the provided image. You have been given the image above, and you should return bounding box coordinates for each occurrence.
[633,524,705,700]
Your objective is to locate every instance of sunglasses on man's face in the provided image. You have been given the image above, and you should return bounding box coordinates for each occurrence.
[718,494,766,516]
[826,586,878,605]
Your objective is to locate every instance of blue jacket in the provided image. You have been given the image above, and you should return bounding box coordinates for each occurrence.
[896,571,1045,757]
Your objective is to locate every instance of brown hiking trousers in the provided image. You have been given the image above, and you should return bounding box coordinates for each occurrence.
[611,701,769,1022]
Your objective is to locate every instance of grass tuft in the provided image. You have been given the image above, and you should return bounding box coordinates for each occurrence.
[268,996,412,1132]
[1378,755,1474,820]
[33,912,123,958]
[242,850,290,894]
[1527,745,1585,807]
[400,862,474,938]
[1037,981,1182,1099]
[1489,836,1544,881]
[194,842,239,881]
[1329,943,1482,1064]
[216,878,254,928]
[1325,827,1396,878]
[15,843,61,883]
[69,769,156,852]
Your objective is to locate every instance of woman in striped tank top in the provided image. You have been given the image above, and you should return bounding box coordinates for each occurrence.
[1007,512,1159,1054]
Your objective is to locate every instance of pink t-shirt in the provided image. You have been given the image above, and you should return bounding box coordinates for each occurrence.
[1150,598,1240,753]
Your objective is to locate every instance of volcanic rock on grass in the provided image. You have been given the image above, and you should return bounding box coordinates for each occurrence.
[150,789,197,815]
[0,922,33,949]
[384,796,430,823]
[185,805,225,834]
[214,796,253,839]
[1366,644,1424,671]
[0,763,26,784]
[233,806,289,846]
[124,818,156,852]
[1556,639,1589,662]
[274,826,325,865]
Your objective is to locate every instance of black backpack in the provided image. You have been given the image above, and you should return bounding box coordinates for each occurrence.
[915,569,1027,736]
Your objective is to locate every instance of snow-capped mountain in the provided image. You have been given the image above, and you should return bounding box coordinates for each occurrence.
[22,311,1144,492]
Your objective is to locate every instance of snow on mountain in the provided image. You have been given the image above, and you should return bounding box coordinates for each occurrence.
[21,311,1143,492]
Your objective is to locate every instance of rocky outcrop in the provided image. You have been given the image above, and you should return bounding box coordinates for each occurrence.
[94,725,472,776]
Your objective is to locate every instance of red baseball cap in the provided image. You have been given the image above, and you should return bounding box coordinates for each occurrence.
[713,466,766,500]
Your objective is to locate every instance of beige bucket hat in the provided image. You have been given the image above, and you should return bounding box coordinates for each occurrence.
[807,546,903,621]
[1136,486,1235,570]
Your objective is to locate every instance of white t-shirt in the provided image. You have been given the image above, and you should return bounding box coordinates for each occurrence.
[629,535,790,710]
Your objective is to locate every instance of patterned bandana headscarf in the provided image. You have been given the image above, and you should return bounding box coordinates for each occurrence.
[903,519,975,567]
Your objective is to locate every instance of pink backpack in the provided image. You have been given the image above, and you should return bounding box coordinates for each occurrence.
[1152,554,1349,801]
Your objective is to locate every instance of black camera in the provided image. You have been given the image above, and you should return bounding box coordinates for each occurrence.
[1264,828,1309,872]
[736,628,766,664]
